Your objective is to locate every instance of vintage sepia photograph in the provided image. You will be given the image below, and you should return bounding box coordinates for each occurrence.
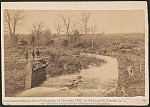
[1,2,149,105]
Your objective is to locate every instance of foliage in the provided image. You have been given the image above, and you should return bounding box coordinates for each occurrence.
[62,39,69,47]
[47,40,54,46]
[19,40,28,46]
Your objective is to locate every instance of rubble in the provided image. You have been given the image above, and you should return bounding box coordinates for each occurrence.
[65,76,84,89]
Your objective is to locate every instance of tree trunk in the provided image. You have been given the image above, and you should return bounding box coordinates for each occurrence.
[37,34,40,46]
[92,34,94,48]
[33,41,34,49]
[67,33,70,41]
[10,35,13,43]
[92,40,94,48]
[8,24,13,43]
[85,26,88,36]
[13,25,16,36]
[85,28,87,36]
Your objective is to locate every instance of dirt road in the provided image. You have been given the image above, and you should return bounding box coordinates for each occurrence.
[15,53,118,97]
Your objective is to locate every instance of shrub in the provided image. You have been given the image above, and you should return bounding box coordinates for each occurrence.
[63,39,69,47]
[47,40,54,46]
[19,40,28,46]
[103,49,107,53]
[76,43,85,48]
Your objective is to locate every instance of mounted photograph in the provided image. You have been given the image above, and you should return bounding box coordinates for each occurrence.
[1,2,149,106]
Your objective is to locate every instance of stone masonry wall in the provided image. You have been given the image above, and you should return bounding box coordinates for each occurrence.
[31,65,47,88]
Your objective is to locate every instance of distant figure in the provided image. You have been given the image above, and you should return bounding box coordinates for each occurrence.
[36,49,40,58]
[25,51,28,60]
[32,50,35,60]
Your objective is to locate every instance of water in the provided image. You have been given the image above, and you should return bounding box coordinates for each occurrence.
[15,53,118,97]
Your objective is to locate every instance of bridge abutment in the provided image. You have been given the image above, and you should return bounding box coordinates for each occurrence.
[25,59,47,89]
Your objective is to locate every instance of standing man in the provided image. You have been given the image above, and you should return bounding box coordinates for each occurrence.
[36,49,40,58]
[32,50,35,60]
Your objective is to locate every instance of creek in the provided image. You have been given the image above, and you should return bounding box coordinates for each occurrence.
[15,53,118,97]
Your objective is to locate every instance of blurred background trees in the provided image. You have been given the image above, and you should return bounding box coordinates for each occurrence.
[4,10,24,43]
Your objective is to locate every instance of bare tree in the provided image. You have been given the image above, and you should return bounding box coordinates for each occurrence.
[78,12,90,35]
[55,22,62,36]
[32,22,45,46]
[4,10,24,43]
[60,15,72,40]
[4,10,12,42]
[43,29,51,44]
[11,10,24,36]
[90,25,98,48]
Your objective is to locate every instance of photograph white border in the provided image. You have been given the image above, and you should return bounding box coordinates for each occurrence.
[1,1,149,105]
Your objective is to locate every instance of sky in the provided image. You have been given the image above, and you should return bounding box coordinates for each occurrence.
[5,10,145,34]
